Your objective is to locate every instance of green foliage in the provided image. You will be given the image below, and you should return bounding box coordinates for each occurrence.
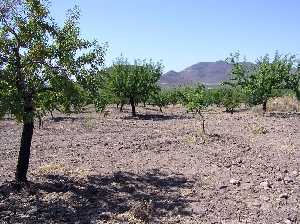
[104,55,163,116]
[205,88,223,106]
[282,64,300,100]
[0,0,107,182]
[60,83,88,114]
[219,86,243,113]
[227,52,298,111]
[0,79,22,120]
[247,53,296,107]
[36,91,61,117]
[166,87,194,106]
[179,84,210,134]
[108,56,163,99]
[94,87,114,113]
[148,90,170,112]
[225,52,253,86]
[172,86,193,105]
[167,89,181,106]
[183,84,209,114]
[0,0,106,120]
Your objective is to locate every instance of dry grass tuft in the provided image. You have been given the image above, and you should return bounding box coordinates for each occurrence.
[109,200,153,224]
[36,163,90,179]
[252,125,268,135]
[268,96,300,112]
[37,163,66,175]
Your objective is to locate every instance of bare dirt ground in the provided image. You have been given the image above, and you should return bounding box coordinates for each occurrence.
[0,105,299,223]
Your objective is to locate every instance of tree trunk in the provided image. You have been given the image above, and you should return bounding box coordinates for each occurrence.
[226,108,234,114]
[15,94,34,182]
[159,107,163,113]
[295,89,300,101]
[15,120,34,182]
[120,103,124,112]
[262,101,267,113]
[198,112,205,134]
[130,97,136,117]
[202,119,205,134]
[50,110,54,119]
[38,116,43,129]
[12,46,34,182]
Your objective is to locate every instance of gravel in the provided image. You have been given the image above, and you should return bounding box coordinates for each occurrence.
[0,105,299,223]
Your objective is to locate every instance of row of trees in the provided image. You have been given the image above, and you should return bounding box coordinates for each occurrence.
[99,53,300,120]
[1,0,300,183]
[0,0,166,182]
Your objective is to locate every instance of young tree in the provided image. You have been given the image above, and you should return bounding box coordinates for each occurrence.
[205,88,223,107]
[0,0,106,182]
[183,84,209,134]
[167,88,180,106]
[36,90,61,119]
[219,86,243,113]
[149,89,170,113]
[106,56,163,117]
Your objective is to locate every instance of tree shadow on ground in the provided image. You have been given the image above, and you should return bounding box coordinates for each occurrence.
[47,116,84,123]
[221,108,249,114]
[142,107,161,112]
[123,114,188,121]
[0,117,15,121]
[267,111,300,119]
[0,169,194,223]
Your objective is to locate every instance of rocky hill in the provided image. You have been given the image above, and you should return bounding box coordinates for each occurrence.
[160,60,233,87]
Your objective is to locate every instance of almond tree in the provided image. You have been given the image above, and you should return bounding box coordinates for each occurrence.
[0,0,106,182]
[148,90,170,113]
[219,86,243,113]
[183,84,209,134]
[227,52,297,113]
[106,56,163,117]
[283,64,300,100]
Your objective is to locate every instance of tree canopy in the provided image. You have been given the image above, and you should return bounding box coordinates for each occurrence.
[105,56,163,116]
[227,52,299,112]
[0,0,106,181]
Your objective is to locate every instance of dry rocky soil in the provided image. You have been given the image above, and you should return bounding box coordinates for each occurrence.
[0,105,299,224]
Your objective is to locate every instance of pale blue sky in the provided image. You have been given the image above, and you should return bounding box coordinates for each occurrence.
[49,0,300,72]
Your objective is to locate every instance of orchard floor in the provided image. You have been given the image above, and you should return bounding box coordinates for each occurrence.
[0,105,300,224]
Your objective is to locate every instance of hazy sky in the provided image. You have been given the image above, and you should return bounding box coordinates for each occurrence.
[49,0,300,72]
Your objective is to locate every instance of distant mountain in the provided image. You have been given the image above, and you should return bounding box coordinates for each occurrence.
[160,61,233,87]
